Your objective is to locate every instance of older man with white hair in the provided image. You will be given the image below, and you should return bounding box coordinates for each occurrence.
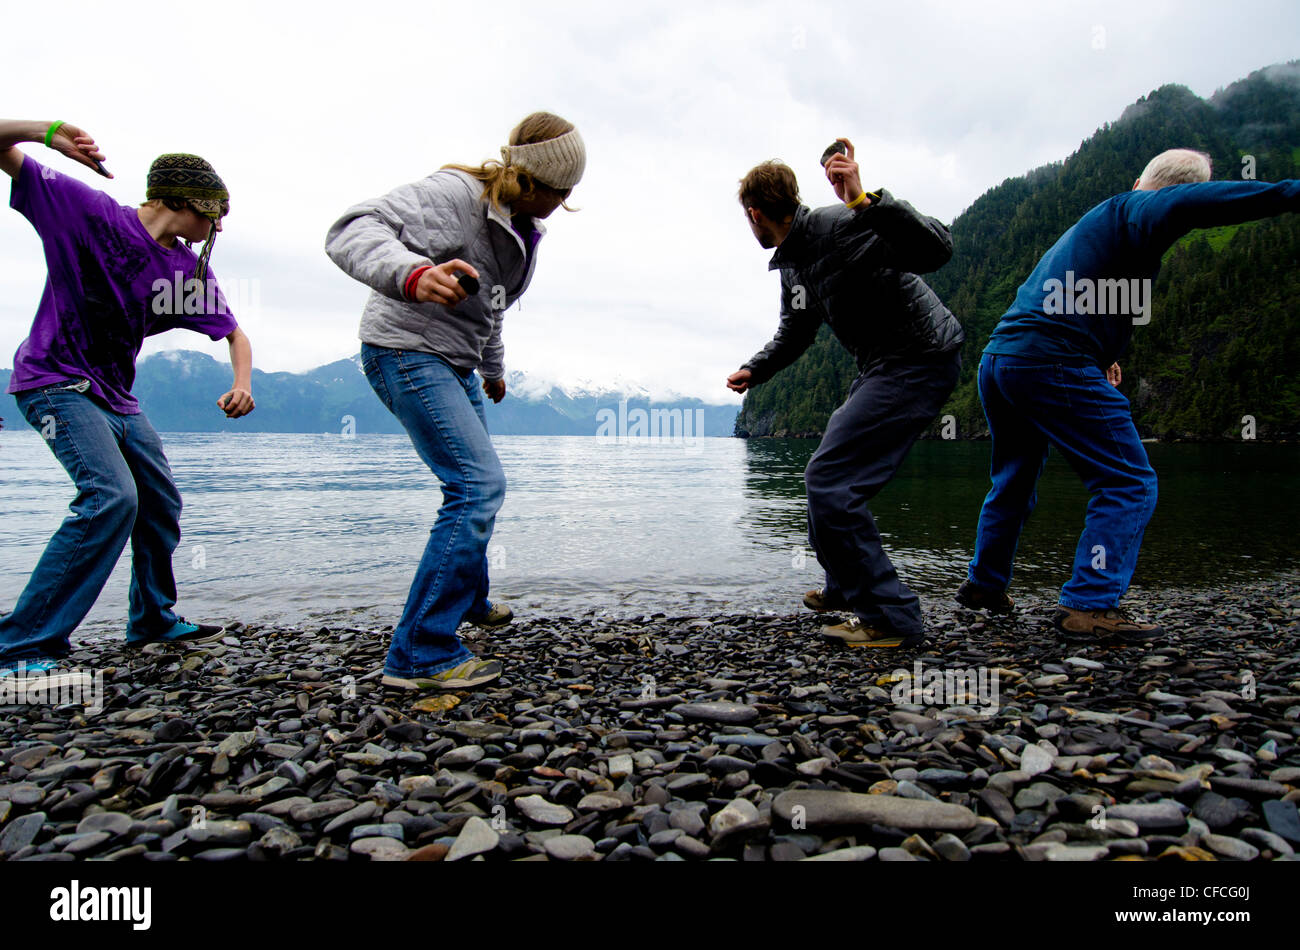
[957,149,1299,643]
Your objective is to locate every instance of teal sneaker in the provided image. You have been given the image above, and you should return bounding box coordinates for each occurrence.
[0,658,93,695]
[127,617,227,648]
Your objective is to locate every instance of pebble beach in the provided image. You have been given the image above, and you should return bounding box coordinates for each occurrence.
[2,574,1298,863]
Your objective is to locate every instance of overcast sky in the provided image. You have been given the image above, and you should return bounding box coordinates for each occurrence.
[2,0,1296,403]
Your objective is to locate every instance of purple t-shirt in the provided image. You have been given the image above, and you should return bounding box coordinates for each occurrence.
[6,156,238,414]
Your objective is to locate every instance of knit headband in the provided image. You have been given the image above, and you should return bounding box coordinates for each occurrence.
[146,153,230,281]
[500,129,587,190]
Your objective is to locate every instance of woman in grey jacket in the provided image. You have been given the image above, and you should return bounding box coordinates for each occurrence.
[325,112,585,691]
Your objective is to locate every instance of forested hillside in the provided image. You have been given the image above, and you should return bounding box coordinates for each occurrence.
[735,63,1300,440]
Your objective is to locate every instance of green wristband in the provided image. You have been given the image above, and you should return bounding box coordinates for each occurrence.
[44,121,65,148]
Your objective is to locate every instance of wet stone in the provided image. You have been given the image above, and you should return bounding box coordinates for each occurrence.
[75,812,133,838]
[672,702,759,725]
[1202,833,1259,861]
[350,837,412,862]
[1263,801,1300,845]
[350,823,405,842]
[1192,792,1250,831]
[0,812,46,853]
[774,791,978,832]
[2,784,45,807]
[544,834,597,861]
[63,831,112,855]
[516,795,573,826]
[446,816,500,861]
[1105,802,1187,831]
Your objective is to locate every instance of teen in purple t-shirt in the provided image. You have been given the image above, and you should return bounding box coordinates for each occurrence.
[7,155,240,411]
[0,118,255,687]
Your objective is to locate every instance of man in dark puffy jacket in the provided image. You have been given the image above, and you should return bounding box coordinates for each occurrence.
[728,139,964,648]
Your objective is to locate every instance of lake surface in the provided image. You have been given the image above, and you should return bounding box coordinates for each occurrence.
[1,431,1296,634]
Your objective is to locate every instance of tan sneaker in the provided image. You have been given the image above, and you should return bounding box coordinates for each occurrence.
[1052,606,1164,644]
[803,588,847,612]
[819,616,924,649]
[465,604,513,629]
[382,658,503,691]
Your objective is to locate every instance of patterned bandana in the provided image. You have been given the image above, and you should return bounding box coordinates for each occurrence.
[146,153,230,280]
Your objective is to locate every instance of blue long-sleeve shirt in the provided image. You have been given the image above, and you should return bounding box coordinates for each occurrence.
[984,179,1300,367]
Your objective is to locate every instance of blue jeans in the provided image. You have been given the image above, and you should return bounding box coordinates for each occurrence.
[967,353,1158,609]
[361,344,503,677]
[0,382,182,665]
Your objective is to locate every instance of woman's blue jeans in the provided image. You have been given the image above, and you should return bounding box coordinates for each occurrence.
[361,344,504,677]
[967,353,1158,609]
[0,382,183,665]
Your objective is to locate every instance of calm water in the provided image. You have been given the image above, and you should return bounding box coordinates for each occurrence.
[1,430,1296,634]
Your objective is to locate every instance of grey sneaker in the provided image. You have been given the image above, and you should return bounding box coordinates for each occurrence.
[382,658,503,691]
[465,604,513,629]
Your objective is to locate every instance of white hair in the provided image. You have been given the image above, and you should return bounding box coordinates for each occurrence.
[1138,149,1212,189]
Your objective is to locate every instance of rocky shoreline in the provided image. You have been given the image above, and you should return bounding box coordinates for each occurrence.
[2,574,1298,862]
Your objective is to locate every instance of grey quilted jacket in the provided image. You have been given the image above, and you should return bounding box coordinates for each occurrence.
[743,190,963,385]
[324,169,542,380]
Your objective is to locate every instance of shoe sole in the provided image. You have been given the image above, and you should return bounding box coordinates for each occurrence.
[1053,624,1164,645]
[382,671,502,691]
[820,629,925,649]
[466,616,513,630]
[954,591,1015,614]
[126,627,227,649]
[804,595,849,613]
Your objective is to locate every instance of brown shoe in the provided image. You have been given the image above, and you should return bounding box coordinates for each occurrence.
[1052,606,1164,644]
[820,616,925,649]
[803,588,847,612]
[954,580,1014,614]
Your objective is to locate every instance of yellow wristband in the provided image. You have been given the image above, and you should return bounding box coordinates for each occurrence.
[845,191,868,209]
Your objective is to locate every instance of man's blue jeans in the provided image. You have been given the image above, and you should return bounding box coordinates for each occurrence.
[967,353,1158,609]
[361,344,503,678]
[0,382,183,665]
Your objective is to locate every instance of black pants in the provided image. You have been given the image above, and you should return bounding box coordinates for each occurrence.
[805,348,961,634]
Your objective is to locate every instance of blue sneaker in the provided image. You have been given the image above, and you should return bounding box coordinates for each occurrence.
[126,617,227,648]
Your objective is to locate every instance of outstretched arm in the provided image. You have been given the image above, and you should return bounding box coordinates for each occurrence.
[0,119,110,179]
[218,327,255,418]
[1135,179,1300,250]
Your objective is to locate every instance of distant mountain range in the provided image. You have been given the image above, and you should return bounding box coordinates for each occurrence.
[0,351,739,437]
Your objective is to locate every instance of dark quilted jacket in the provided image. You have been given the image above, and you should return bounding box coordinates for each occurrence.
[743,190,964,385]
